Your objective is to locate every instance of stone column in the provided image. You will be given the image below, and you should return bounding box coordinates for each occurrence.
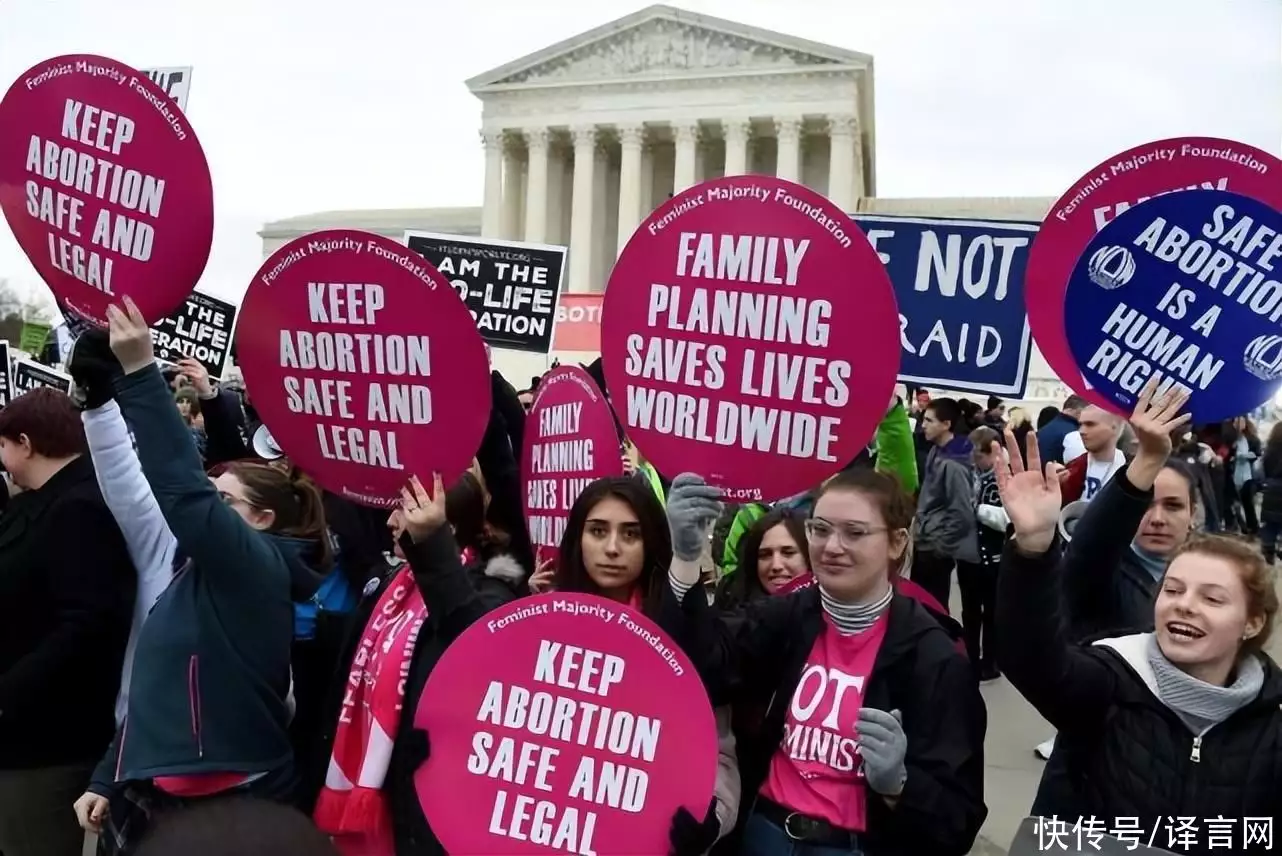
[852,126,867,198]
[673,122,699,193]
[523,128,550,243]
[723,120,750,175]
[568,126,597,293]
[826,116,858,210]
[501,138,522,239]
[639,143,655,214]
[774,117,802,183]
[481,131,504,237]
[616,123,644,256]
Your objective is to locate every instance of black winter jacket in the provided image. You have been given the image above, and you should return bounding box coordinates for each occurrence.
[1061,464,1160,641]
[302,527,519,855]
[999,543,1282,854]
[0,456,135,769]
[657,584,987,856]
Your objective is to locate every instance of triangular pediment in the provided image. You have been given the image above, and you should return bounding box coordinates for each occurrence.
[467,5,870,89]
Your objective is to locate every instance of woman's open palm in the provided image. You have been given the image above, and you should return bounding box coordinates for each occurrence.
[994,430,1062,543]
[400,474,447,542]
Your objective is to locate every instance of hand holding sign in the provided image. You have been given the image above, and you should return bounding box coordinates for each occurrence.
[400,474,447,543]
[176,357,213,398]
[106,296,154,374]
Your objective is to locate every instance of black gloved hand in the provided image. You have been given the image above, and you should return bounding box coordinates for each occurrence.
[668,798,719,856]
[67,329,123,411]
[402,727,431,769]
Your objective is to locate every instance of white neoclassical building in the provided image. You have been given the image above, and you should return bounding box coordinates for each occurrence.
[261,3,1074,405]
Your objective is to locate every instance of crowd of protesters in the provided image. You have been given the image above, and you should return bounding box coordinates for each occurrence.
[0,302,1279,856]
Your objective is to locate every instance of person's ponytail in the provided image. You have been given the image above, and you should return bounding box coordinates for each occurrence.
[225,461,333,569]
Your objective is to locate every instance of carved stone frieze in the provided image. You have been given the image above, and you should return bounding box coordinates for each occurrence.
[492,20,841,85]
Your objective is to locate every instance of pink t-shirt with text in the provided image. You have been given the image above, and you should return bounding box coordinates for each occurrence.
[760,612,889,831]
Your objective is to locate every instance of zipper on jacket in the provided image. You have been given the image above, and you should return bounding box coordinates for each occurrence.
[1189,734,1201,763]
[188,655,204,758]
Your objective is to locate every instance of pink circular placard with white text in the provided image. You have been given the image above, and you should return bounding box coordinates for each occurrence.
[235,229,491,507]
[1026,137,1282,406]
[522,366,624,560]
[601,175,900,503]
[415,592,717,856]
[0,54,214,328]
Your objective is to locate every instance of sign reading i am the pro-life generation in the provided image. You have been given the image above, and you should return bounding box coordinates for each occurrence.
[601,175,901,503]
[521,366,624,556]
[0,55,214,329]
[1065,189,1282,423]
[404,232,566,354]
[151,290,237,379]
[0,341,11,406]
[1027,137,1282,406]
[12,357,71,397]
[414,593,718,856]
[235,229,492,508]
[858,214,1037,397]
[138,67,192,112]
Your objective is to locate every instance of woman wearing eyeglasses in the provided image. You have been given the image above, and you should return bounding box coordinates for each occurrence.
[662,468,987,856]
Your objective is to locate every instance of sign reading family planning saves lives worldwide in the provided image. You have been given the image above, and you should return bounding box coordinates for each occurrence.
[235,229,492,507]
[404,232,567,355]
[1066,189,1282,424]
[521,366,624,557]
[601,175,900,502]
[1027,136,1282,408]
[414,593,717,856]
[0,54,214,328]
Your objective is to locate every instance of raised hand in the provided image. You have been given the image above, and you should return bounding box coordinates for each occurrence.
[399,474,448,543]
[1127,378,1192,490]
[666,473,722,562]
[105,296,155,374]
[177,357,214,398]
[994,430,1062,555]
[528,555,556,594]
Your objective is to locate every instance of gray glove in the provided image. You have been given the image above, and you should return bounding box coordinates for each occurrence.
[857,707,907,796]
[666,473,723,561]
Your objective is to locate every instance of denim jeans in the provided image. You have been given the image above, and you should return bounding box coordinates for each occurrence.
[739,812,865,856]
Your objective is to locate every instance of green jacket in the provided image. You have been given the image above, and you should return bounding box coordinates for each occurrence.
[876,399,918,494]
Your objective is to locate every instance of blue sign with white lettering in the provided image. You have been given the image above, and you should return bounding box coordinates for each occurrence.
[1064,189,1282,423]
[854,214,1037,397]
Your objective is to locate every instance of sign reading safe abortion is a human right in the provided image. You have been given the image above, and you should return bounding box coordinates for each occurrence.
[1065,189,1282,424]
[235,229,491,507]
[601,176,901,503]
[415,593,717,856]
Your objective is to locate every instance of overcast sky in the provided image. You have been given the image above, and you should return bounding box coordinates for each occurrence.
[1,0,1278,306]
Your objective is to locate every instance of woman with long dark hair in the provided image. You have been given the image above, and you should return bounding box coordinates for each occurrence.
[714,509,810,608]
[1258,422,1282,564]
[547,476,741,856]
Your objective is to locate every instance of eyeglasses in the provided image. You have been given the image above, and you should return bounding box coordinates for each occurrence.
[804,518,888,548]
[218,491,255,510]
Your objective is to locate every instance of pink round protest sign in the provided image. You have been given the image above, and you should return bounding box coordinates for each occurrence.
[0,55,214,328]
[236,229,491,508]
[1026,137,1282,406]
[415,592,717,856]
[601,175,900,503]
[522,366,623,559]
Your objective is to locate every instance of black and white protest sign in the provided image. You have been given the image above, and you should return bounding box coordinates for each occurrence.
[151,291,237,379]
[0,342,11,407]
[403,232,566,354]
[13,358,71,396]
[140,66,193,112]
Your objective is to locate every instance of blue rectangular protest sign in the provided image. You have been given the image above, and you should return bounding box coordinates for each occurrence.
[853,214,1038,398]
